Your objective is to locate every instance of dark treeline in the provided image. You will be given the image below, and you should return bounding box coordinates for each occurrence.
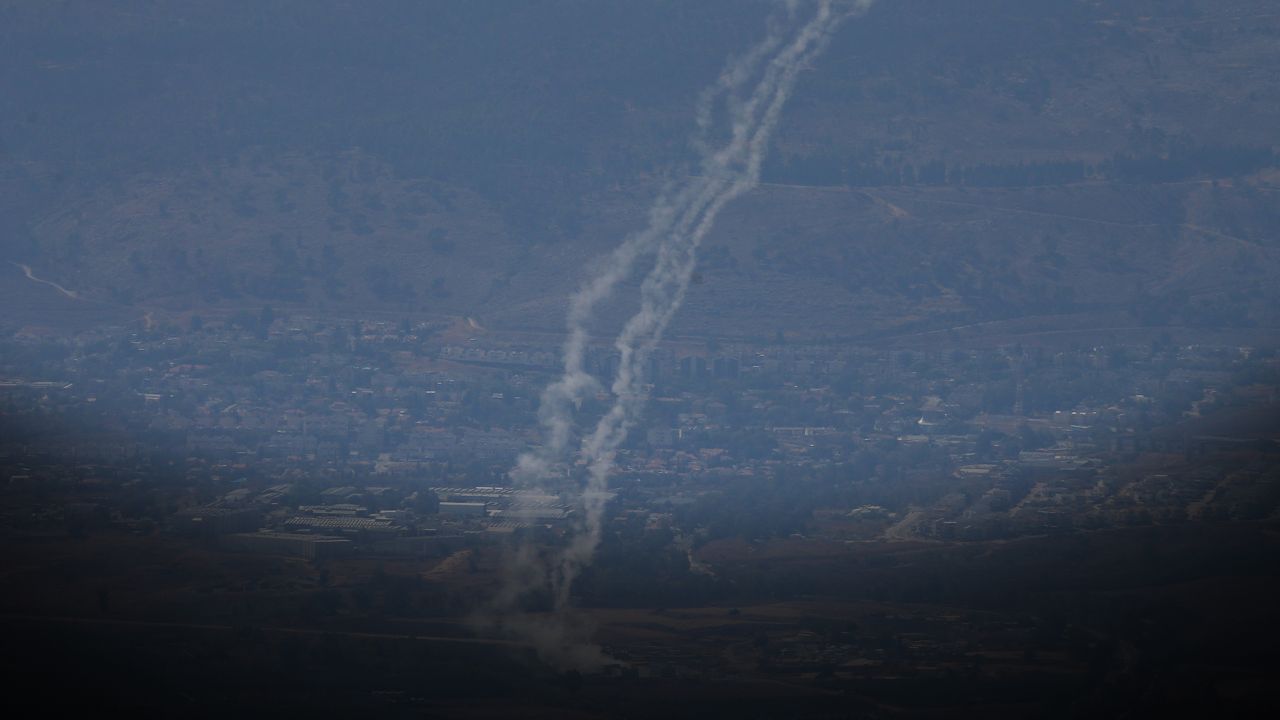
[765,142,1277,189]
[1109,142,1279,183]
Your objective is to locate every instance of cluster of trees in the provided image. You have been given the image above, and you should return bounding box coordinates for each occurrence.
[1109,142,1278,184]
[765,142,1276,189]
[676,446,956,544]
[575,527,718,607]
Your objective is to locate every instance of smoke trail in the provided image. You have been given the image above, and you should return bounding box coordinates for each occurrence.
[508,41,778,486]
[494,0,874,667]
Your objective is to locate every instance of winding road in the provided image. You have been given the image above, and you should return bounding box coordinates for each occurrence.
[11,261,80,300]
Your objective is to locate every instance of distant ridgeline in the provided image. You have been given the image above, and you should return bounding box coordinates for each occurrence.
[765,140,1279,188]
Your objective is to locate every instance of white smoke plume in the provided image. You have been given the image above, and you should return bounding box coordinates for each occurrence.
[492,0,874,668]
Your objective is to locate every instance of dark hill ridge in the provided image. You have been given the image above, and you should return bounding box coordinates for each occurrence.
[2,0,1278,340]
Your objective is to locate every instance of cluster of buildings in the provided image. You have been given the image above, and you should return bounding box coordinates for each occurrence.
[1,311,1276,550]
[166,478,592,562]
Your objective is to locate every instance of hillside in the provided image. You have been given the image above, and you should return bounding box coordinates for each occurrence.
[2,0,1278,340]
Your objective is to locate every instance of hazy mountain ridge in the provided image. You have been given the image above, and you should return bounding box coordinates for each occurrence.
[3,0,1279,340]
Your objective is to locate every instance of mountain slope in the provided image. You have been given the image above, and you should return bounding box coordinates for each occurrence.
[2,0,1278,339]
